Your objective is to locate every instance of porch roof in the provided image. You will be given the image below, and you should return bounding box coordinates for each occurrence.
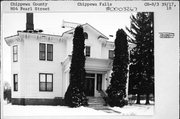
[61,55,112,72]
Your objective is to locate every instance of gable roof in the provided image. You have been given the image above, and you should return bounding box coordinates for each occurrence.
[63,23,109,40]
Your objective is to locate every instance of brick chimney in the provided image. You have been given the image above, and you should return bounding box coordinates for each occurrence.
[26,13,34,31]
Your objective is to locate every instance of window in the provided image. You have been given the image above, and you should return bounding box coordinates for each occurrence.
[47,44,53,61]
[39,43,46,60]
[96,74,102,91]
[39,73,53,91]
[84,32,88,39]
[39,43,53,61]
[85,46,90,57]
[109,50,114,59]
[13,74,18,91]
[13,45,18,62]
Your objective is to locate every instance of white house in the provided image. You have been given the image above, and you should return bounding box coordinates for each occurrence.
[5,13,115,105]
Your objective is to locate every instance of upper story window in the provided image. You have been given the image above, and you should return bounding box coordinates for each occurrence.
[13,74,18,91]
[84,32,88,39]
[85,46,91,57]
[39,43,46,60]
[109,50,114,59]
[13,45,18,62]
[39,73,53,91]
[39,43,53,61]
[47,44,53,61]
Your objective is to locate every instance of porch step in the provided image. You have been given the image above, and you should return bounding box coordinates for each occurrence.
[88,97,105,107]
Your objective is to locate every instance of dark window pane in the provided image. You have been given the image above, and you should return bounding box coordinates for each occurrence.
[47,83,53,91]
[15,83,18,91]
[40,52,45,60]
[85,46,90,57]
[84,32,88,39]
[47,44,53,61]
[47,44,53,52]
[39,43,46,60]
[47,52,53,61]
[13,74,18,91]
[40,43,45,51]
[40,83,46,91]
[109,50,114,59]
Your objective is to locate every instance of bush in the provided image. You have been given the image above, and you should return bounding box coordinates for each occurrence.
[4,88,11,103]
[64,85,88,107]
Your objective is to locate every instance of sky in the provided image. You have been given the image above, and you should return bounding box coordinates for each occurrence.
[2,12,132,85]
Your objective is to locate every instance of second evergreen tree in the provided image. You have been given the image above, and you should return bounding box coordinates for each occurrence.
[106,29,129,107]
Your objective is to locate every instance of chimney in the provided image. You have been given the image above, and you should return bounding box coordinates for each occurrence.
[26,13,34,31]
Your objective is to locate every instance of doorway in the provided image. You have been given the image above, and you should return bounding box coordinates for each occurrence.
[84,73,95,96]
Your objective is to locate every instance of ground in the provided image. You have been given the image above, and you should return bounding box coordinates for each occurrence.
[3,100,154,116]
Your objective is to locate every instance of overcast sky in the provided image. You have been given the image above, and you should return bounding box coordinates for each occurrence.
[2,12,132,84]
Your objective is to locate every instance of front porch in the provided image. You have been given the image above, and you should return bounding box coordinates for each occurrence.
[61,55,113,98]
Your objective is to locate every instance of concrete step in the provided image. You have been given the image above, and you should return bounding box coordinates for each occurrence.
[88,97,105,107]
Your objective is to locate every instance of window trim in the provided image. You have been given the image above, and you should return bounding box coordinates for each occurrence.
[39,73,53,92]
[13,45,18,62]
[85,46,91,57]
[47,44,53,61]
[13,74,18,91]
[39,43,46,61]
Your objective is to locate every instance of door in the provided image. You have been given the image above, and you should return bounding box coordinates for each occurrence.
[84,74,95,96]
[96,74,102,91]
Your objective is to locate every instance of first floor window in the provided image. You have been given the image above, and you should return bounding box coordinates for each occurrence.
[39,73,53,91]
[13,74,18,91]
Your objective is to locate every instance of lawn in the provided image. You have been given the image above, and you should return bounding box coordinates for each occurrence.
[3,100,154,116]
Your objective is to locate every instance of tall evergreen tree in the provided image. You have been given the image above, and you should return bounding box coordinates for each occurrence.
[106,29,129,107]
[126,12,154,104]
[64,26,88,107]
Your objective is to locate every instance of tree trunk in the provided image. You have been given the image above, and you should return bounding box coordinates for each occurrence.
[145,93,150,105]
[136,93,141,104]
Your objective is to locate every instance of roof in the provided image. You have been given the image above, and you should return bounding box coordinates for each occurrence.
[63,23,109,40]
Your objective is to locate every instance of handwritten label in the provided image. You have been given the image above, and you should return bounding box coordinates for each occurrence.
[144,2,177,10]
[159,32,175,38]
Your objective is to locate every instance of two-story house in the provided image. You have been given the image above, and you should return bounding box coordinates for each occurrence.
[5,13,115,105]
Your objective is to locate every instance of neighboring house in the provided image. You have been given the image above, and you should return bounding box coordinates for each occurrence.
[5,13,115,105]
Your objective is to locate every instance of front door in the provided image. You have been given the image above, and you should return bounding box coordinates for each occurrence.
[84,73,95,96]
